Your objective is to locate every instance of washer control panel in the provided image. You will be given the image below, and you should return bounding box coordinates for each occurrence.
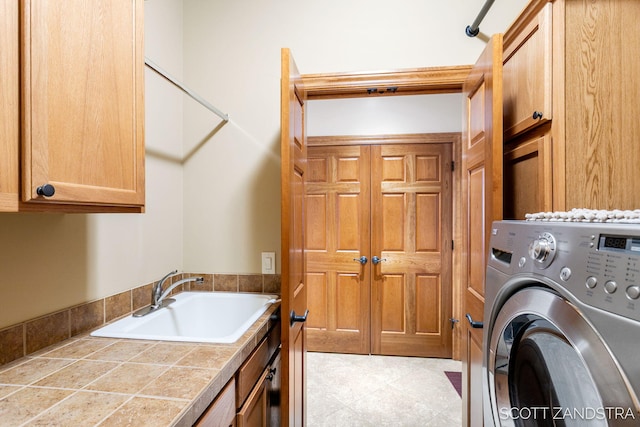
[489,221,640,322]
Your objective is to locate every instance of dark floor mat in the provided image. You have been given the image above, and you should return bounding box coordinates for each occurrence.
[445,371,462,397]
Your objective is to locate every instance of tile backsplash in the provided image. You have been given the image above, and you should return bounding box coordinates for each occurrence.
[0,273,280,366]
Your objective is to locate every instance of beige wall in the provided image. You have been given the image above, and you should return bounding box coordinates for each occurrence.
[0,0,185,329]
[181,0,528,273]
[0,0,527,329]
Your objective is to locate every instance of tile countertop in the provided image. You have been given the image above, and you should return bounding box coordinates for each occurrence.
[0,302,281,427]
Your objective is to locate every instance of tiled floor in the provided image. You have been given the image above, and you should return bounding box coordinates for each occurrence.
[307,352,462,427]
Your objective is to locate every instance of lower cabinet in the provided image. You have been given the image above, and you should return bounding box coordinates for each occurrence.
[196,321,281,427]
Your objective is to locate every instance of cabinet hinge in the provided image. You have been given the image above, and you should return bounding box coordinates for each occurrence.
[452,240,454,250]
[451,161,455,171]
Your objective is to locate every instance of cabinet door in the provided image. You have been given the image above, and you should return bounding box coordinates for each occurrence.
[267,352,281,427]
[503,3,552,139]
[0,0,19,211]
[21,0,144,207]
[503,132,552,219]
[195,379,237,427]
[237,369,269,427]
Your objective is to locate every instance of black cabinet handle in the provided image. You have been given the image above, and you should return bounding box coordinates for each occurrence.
[290,309,309,326]
[532,111,543,120]
[36,184,55,197]
[266,367,277,381]
[465,313,484,328]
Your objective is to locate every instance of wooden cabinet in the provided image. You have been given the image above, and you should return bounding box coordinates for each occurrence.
[197,320,281,427]
[503,0,640,217]
[503,130,553,218]
[237,322,281,427]
[0,0,144,213]
[195,379,237,427]
[503,2,552,139]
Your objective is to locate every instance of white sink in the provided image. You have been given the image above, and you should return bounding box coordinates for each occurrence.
[91,292,278,343]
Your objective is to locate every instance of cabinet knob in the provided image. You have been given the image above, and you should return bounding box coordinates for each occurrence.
[532,111,543,120]
[36,184,56,197]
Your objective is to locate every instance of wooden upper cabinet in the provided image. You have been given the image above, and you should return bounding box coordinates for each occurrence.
[502,2,552,139]
[0,0,20,211]
[503,0,640,215]
[1,0,144,212]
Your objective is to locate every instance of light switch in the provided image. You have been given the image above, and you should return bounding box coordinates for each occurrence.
[262,252,276,274]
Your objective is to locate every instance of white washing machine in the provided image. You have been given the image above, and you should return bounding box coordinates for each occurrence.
[484,218,640,426]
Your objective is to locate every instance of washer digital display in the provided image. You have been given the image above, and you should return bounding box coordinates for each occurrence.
[599,235,640,252]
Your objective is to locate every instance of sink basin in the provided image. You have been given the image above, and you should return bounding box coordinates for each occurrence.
[91,292,278,343]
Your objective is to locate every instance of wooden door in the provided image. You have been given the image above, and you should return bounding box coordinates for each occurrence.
[370,143,453,358]
[21,0,144,207]
[280,48,307,427]
[461,35,503,427]
[305,145,371,354]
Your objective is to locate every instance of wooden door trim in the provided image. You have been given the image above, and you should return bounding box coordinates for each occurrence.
[302,65,472,100]
[308,132,461,147]
[299,66,471,362]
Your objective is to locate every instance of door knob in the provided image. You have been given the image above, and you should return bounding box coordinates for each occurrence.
[372,256,387,265]
[290,309,309,326]
[353,256,368,265]
[465,313,483,329]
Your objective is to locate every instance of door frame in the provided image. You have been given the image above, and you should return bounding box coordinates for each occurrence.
[307,131,463,359]
[300,65,471,359]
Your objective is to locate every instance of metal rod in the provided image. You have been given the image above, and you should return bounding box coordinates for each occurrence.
[465,0,495,37]
[145,57,229,122]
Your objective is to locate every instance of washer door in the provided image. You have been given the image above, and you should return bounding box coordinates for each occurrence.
[487,287,638,426]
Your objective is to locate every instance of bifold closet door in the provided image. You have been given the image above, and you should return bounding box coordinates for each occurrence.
[305,145,371,354]
[370,144,453,358]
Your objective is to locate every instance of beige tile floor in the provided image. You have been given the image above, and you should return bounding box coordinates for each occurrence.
[307,352,462,427]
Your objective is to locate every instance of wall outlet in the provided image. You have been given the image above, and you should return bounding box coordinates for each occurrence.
[261,252,276,274]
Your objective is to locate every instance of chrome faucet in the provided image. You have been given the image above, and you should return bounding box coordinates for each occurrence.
[151,269,179,307]
[153,276,204,308]
[133,271,203,317]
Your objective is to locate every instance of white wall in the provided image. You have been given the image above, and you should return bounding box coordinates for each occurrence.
[181,0,528,273]
[0,0,184,329]
[308,94,464,136]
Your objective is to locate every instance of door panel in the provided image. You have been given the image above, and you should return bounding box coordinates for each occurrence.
[305,145,371,354]
[461,34,503,427]
[371,144,453,358]
[280,48,307,427]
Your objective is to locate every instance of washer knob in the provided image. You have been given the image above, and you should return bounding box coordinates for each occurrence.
[585,276,598,289]
[604,281,618,294]
[528,232,557,268]
[627,285,640,300]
